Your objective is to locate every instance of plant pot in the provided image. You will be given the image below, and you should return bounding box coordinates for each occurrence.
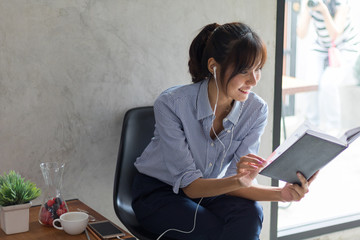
[0,202,32,235]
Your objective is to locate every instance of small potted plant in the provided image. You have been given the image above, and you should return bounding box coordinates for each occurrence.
[0,170,41,234]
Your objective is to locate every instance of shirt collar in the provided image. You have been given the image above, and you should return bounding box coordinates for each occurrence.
[196,79,243,125]
[227,100,242,125]
[196,80,213,120]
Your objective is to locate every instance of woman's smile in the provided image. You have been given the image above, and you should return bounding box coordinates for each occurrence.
[239,88,250,94]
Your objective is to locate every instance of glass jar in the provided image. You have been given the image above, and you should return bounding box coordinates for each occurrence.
[38,162,68,226]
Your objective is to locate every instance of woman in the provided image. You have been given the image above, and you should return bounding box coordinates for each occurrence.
[132,22,315,240]
[297,0,360,130]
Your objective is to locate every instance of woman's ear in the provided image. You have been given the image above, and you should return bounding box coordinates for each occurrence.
[207,58,218,74]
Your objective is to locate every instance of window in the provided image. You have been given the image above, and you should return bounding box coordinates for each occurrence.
[272,0,360,239]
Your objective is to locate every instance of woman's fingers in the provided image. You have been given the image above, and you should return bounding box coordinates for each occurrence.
[237,154,266,170]
[308,170,319,185]
[282,172,318,202]
[297,172,308,187]
[289,173,310,200]
[246,154,267,165]
[288,185,302,201]
[284,184,305,202]
[235,154,266,185]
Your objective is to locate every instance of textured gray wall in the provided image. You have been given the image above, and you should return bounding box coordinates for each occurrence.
[0,0,276,238]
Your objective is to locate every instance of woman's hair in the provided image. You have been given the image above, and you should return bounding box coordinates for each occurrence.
[188,22,267,86]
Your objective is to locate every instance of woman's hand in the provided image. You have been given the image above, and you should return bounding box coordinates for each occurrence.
[280,171,319,202]
[308,0,328,14]
[236,154,266,187]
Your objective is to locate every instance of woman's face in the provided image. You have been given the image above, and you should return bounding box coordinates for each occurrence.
[222,64,262,102]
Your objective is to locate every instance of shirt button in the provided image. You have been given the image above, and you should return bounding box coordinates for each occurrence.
[227,129,231,133]
[211,143,214,147]
[209,162,213,167]
[224,118,228,122]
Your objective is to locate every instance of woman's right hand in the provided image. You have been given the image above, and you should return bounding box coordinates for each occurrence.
[236,154,266,187]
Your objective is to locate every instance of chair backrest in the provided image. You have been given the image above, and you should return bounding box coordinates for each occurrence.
[113,107,158,240]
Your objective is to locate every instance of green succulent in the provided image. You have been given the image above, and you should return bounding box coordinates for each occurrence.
[0,170,41,206]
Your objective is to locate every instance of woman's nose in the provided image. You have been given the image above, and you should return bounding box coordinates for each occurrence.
[247,70,259,86]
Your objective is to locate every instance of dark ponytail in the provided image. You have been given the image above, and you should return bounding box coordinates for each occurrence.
[188,23,220,83]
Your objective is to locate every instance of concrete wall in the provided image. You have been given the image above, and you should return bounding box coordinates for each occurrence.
[0,0,276,238]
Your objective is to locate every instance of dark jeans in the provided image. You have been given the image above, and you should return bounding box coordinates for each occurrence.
[132,172,263,240]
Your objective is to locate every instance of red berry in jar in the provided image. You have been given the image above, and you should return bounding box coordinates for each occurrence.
[47,199,55,207]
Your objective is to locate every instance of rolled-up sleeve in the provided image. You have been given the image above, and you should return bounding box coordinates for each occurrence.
[224,103,268,177]
[154,95,203,193]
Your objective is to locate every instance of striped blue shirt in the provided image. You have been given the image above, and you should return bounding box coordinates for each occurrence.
[134,79,268,194]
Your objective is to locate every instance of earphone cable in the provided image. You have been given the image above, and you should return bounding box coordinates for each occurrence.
[211,67,245,171]
[156,197,203,240]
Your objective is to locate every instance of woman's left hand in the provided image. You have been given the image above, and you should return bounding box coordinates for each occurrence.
[280,171,319,202]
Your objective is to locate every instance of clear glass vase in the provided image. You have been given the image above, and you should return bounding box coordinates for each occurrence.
[38,162,68,226]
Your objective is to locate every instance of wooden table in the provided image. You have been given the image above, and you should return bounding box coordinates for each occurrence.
[0,199,135,240]
[281,75,318,139]
[282,75,318,100]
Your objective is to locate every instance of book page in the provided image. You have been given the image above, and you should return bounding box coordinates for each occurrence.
[306,130,346,146]
[340,126,360,144]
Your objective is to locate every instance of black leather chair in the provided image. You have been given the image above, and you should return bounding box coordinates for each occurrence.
[113,107,175,240]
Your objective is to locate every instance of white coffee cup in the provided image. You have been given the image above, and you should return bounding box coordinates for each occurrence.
[53,212,89,235]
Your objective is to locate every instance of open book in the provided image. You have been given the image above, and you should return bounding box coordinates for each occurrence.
[260,122,360,184]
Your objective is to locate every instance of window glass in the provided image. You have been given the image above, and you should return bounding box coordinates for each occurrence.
[279,0,360,231]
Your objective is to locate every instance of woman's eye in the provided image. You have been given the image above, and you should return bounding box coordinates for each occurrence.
[239,68,261,75]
